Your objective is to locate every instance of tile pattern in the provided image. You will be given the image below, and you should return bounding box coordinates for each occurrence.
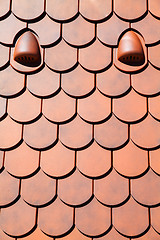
[0,0,160,239]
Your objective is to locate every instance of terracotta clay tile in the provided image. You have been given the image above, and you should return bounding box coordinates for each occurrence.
[0,170,19,207]
[63,15,95,47]
[132,169,160,206]
[0,14,25,45]
[114,0,147,21]
[76,197,111,237]
[56,228,90,240]
[113,89,147,123]
[45,40,77,72]
[80,0,112,21]
[59,115,92,150]
[24,116,57,150]
[0,151,3,170]
[114,141,148,178]
[150,149,160,175]
[97,65,130,97]
[131,114,160,149]
[38,198,73,237]
[95,227,128,240]
[132,64,160,96]
[12,0,44,21]
[29,15,61,47]
[0,198,36,237]
[113,197,149,237]
[0,66,24,97]
[95,115,128,149]
[46,0,78,21]
[79,39,111,72]
[134,227,160,240]
[27,66,60,98]
[149,95,160,120]
[41,142,75,178]
[149,0,160,19]
[95,169,129,206]
[59,169,92,206]
[22,170,56,207]
[0,116,22,150]
[43,90,76,123]
[78,90,111,123]
[132,13,160,45]
[77,141,111,178]
[98,14,129,46]
[5,142,39,178]
[8,90,41,123]
[0,0,10,19]
[0,97,6,119]
[62,65,94,98]
[0,44,9,69]
[149,44,160,69]
[0,229,15,240]
[151,206,160,233]
[20,227,52,240]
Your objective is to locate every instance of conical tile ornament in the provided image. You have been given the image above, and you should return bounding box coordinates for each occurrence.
[117,31,145,66]
[14,31,41,67]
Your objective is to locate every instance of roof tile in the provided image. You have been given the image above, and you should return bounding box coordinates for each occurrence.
[8,89,41,123]
[0,116,22,150]
[0,170,19,207]
[134,227,160,240]
[113,89,147,123]
[56,228,90,240]
[19,227,52,240]
[95,115,128,149]
[131,114,160,150]
[21,170,56,207]
[95,228,128,240]
[0,44,9,69]
[0,198,36,237]
[132,13,160,45]
[80,0,112,21]
[59,115,93,150]
[0,97,6,119]
[5,142,39,178]
[0,14,25,45]
[77,141,111,178]
[76,197,111,237]
[24,116,57,150]
[59,169,92,206]
[78,89,111,123]
[132,64,160,96]
[41,142,75,178]
[113,197,149,237]
[0,229,14,240]
[114,0,147,21]
[29,15,61,47]
[63,15,95,47]
[12,0,44,21]
[98,14,129,46]
[151,206,160,233]
[150,149,160,175]
[62,65,94,98]
[43,90,76,123]
[149,44,160,69]
[46,0,78,21]
[114,141,148,178]
[27,66,60,98]
[149,0,160,19]
[132,169,160,206]
[38,198,73,237]
[95,169,129,206]
[149,95,160,120]
[0,0,10,19]
[45,40,77,72]
[79,39,111,72]
[97,65,130,97]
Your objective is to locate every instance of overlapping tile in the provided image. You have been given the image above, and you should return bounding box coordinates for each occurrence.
[0,1,160,240]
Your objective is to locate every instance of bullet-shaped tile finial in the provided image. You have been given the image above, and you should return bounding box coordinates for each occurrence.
[14,31,41,67]
[117,31,145,66]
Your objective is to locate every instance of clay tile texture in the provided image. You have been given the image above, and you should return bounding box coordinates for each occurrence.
[0,0,160,239]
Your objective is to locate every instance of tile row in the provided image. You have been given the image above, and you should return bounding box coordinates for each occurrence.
[1,13,160,47]
[1,194,160,238]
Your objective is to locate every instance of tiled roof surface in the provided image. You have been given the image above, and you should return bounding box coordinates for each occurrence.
[0,0,160,239]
